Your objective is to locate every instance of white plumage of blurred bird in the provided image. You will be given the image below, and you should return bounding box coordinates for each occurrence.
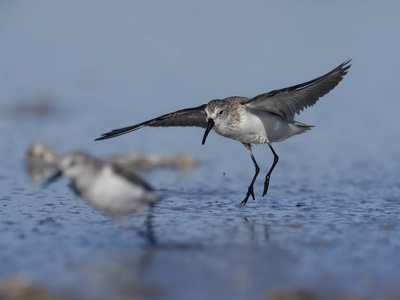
[45,152,161,226]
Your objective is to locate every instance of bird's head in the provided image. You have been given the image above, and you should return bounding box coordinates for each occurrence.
[202,98,242,145]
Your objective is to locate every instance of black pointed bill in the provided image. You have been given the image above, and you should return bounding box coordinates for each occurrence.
[202,119,214,145]
[43,170,62,188]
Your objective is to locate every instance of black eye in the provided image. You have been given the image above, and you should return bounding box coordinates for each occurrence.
[218,110,223,115]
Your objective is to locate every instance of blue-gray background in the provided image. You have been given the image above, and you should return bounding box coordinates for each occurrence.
[1,1,399,299]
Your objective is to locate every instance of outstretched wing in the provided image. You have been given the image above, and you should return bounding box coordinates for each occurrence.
[243,60,351,121]
[95,104,207,140]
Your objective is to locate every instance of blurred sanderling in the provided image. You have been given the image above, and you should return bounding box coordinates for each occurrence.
[44,152,161,226]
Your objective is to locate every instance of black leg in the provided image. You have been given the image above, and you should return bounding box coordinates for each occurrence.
[262,144,279,197]
[241,143,260,206]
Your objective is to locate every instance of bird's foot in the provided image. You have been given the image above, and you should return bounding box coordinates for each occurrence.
[262,176,270,197]
[241,186,255,206]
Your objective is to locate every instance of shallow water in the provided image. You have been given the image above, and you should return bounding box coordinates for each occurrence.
[2,138,400,299]
[2,1,400,299]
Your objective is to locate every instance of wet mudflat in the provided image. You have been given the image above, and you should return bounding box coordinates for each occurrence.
[1,143,400,299]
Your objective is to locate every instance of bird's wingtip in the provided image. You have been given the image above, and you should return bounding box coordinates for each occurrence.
[341,58,352,69]
[94,133,112,141]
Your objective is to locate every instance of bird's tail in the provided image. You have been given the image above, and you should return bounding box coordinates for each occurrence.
[293,122,314,134]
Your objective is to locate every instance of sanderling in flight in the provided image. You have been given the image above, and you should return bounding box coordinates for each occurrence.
[44,152,161,226]
[96,60,351,205]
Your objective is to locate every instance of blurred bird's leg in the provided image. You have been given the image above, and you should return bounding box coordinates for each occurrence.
[144,206,157,246]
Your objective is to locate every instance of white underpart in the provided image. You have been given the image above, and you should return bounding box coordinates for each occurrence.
[213,109,307,144]
[72,164,160,216]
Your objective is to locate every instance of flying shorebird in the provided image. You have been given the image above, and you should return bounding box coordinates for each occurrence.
[96,60,351,205]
